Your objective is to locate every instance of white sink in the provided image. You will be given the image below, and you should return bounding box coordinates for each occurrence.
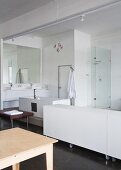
[11,87,31,90]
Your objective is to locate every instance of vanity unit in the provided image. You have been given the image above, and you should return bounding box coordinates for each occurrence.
[19,97,68,126]
[43,105,121,160]
[3,87,49,108]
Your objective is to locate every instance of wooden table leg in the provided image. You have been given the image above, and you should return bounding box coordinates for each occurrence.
[0,117,2,130]
[12,163,20,170]
[11,119,14,128]
[26,116,29,129]
[46,145,53,170]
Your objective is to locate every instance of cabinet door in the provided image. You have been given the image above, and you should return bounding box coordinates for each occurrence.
[44,106,107,155]
[74,108,107,155]
[108,111,121,159]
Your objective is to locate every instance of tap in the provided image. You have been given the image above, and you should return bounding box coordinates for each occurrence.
[9,82,13,87]
[34,89,36,99]
[30,82,32,87]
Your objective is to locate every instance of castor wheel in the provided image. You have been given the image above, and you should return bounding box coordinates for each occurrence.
[106,155,110,160]
[105,160,108,165]
[112,157,116,162]
[69,144,73,149]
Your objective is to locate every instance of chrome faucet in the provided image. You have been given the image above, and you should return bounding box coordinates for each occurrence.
[34,89,36,99]
[9,82,13,87]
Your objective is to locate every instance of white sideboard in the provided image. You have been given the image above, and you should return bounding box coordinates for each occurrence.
[108,110,121,159]
[43,105,121,159]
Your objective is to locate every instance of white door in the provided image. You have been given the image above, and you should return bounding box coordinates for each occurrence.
[58,66,71,98]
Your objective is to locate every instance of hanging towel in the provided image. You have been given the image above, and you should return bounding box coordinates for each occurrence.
[4,110,23,115]
[21,68,29,83]
[67,70,76,99]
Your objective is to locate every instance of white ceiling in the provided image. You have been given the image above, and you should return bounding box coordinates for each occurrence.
[0,0,52,24]
[29,2,121,37]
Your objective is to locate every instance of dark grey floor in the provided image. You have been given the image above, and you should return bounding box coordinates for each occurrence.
[1,119,121,170]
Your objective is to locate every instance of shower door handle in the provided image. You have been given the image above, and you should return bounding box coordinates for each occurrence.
[95,60,101,64]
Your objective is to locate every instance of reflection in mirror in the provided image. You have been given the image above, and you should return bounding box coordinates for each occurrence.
[16,68,29,83]
[8,66,12,84]
[91,47,111,109]
[3,43,41,84]
[3,1,121,111]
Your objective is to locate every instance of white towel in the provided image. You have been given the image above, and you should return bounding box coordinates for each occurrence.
[4,110,23,115]
[67,70,76,99]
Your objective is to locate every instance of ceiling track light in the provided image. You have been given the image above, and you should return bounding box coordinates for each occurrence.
[12,38,14,42]
[80,14,86,22]
[3,0,121,41]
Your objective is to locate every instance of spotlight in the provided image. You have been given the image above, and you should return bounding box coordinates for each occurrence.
[12,38,14,42]
[80,14,86,22]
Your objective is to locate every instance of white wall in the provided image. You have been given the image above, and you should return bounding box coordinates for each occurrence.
[92,30,121,110]
[41,29,92,105]
[74,30,91,106]
[42,30,74,97]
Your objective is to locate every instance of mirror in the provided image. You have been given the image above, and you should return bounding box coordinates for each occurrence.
[2,1,121,110]
[3,43,41,84]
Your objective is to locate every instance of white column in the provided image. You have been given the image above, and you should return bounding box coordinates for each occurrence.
[74,30,91,106]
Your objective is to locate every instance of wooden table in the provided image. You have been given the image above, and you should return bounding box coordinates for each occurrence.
[0,128,57,170]
[0,109,33,128]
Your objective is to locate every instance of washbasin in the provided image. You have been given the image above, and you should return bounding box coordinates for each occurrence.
[11,86,31,90]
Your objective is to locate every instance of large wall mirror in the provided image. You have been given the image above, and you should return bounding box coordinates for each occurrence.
[2,1,121,111]
[3,43,41,84]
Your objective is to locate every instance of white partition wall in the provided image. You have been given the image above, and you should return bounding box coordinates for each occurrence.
[74,30,91,106]
[42,30,91,104]
[42,30,74,98]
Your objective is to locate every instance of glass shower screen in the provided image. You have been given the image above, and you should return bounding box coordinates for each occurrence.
[91,47,111,108]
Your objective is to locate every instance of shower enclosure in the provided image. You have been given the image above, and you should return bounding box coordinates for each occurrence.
[91,47,111,108]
